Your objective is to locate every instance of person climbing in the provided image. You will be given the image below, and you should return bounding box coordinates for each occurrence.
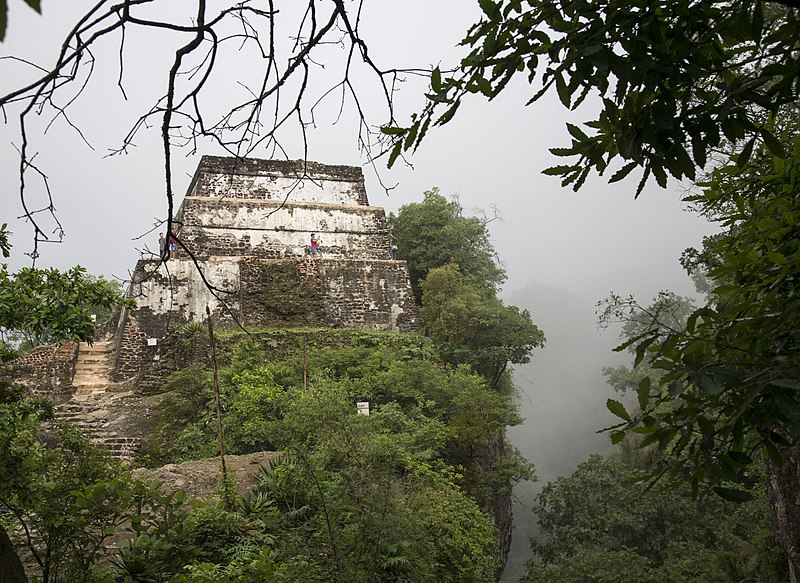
[158,232,167,258]
[310,233,320,255]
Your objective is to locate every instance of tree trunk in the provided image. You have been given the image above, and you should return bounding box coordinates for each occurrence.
[0,527,28,583]
[765,445,800,583]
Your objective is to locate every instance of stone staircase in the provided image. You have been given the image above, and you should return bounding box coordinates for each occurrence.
[52,341,141,461]
[54,395,141,460]
[71,341,113,398]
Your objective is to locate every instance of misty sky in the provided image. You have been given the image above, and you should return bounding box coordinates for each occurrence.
[1,2,717,579]
[1,0,713,302]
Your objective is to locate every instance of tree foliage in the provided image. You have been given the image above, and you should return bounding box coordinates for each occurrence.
[388,0,800,195]
[420,263,544,386]
[388,188,506,302]
[0,262,133,357]
[136,340,509,582]
[525,455,787,583]
[604,131,800,498]
[0,382,196,583]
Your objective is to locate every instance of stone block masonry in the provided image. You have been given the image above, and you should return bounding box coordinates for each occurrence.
[128,255,417,339]
[1,342,79,403]
[186,156,369,205]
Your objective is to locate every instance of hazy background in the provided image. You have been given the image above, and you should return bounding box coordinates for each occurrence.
[1,1,714,580]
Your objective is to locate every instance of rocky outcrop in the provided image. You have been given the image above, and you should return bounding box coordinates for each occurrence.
[132,451,282,502]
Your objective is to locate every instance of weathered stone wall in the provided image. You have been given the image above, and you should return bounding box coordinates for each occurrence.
[318,259,418,332]
[186,156,369,206]
[114,316,150,381]
[178,197,390,260]
[130,258,242,338]
[239,257,327,328]
[129,256,417,339]
[1,342,79,403]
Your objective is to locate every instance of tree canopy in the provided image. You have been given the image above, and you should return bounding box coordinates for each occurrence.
[389,188,506,302]
[0,239,134,359]
[420,263,544,387]
[389,0,800,195]
[525,454,786,582]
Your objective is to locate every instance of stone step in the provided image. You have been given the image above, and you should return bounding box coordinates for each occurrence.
[73,373,110,380]
[78,347,113,356]
[72,389,109,397]
[73,391,108,400]
[72,377,110,385]
[76,354,109,364]
[56,403,91,413]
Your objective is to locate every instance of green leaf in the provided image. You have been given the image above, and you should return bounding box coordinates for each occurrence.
[767,251,788,265]
[713,486,753,503]
[760,128,786,158]
[478,0,500,20]
[566,123,588,141]
[555,73,571,107]
[637,377,651,411]
[695,373,723,395]
[380,126,406,136]
[668,380,684,397]
[542,165,573,176]
[610,430,626,444]
[431,67,442,92]
[609,161,638,184]
[24,0,41,12]
[387,141,403,169]
[607,399,631,421]
[751,0,764,40]
[436,101,460,126]
[727,451,753,465]
[737,137,756,168]
[404,122,419,150]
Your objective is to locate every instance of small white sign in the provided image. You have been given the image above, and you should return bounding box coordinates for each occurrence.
[357,401,370,416]
[147,338,158,346]
[90,314,97,322]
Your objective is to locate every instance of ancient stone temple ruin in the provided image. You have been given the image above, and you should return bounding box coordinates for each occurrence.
[113,155,417,378]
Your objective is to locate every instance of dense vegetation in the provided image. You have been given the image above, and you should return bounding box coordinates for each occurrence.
[2,332,513,581]
[3,0,798,577]
[385,1,800,577]
[1,190,543,581]
[521,289,790,582]
[524,454,785,583]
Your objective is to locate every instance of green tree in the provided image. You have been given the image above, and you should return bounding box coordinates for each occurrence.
[420,263,545,387]
[525,455,786,583]
[604,130,800,573]
[0,382,195,583]
[384,3,800,577]
[0,259,134,359]
[388,188,506,302]
[261,383,501,582]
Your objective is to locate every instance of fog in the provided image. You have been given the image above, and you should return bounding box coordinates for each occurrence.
[499,268,707,580]
[1,2,716,581]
